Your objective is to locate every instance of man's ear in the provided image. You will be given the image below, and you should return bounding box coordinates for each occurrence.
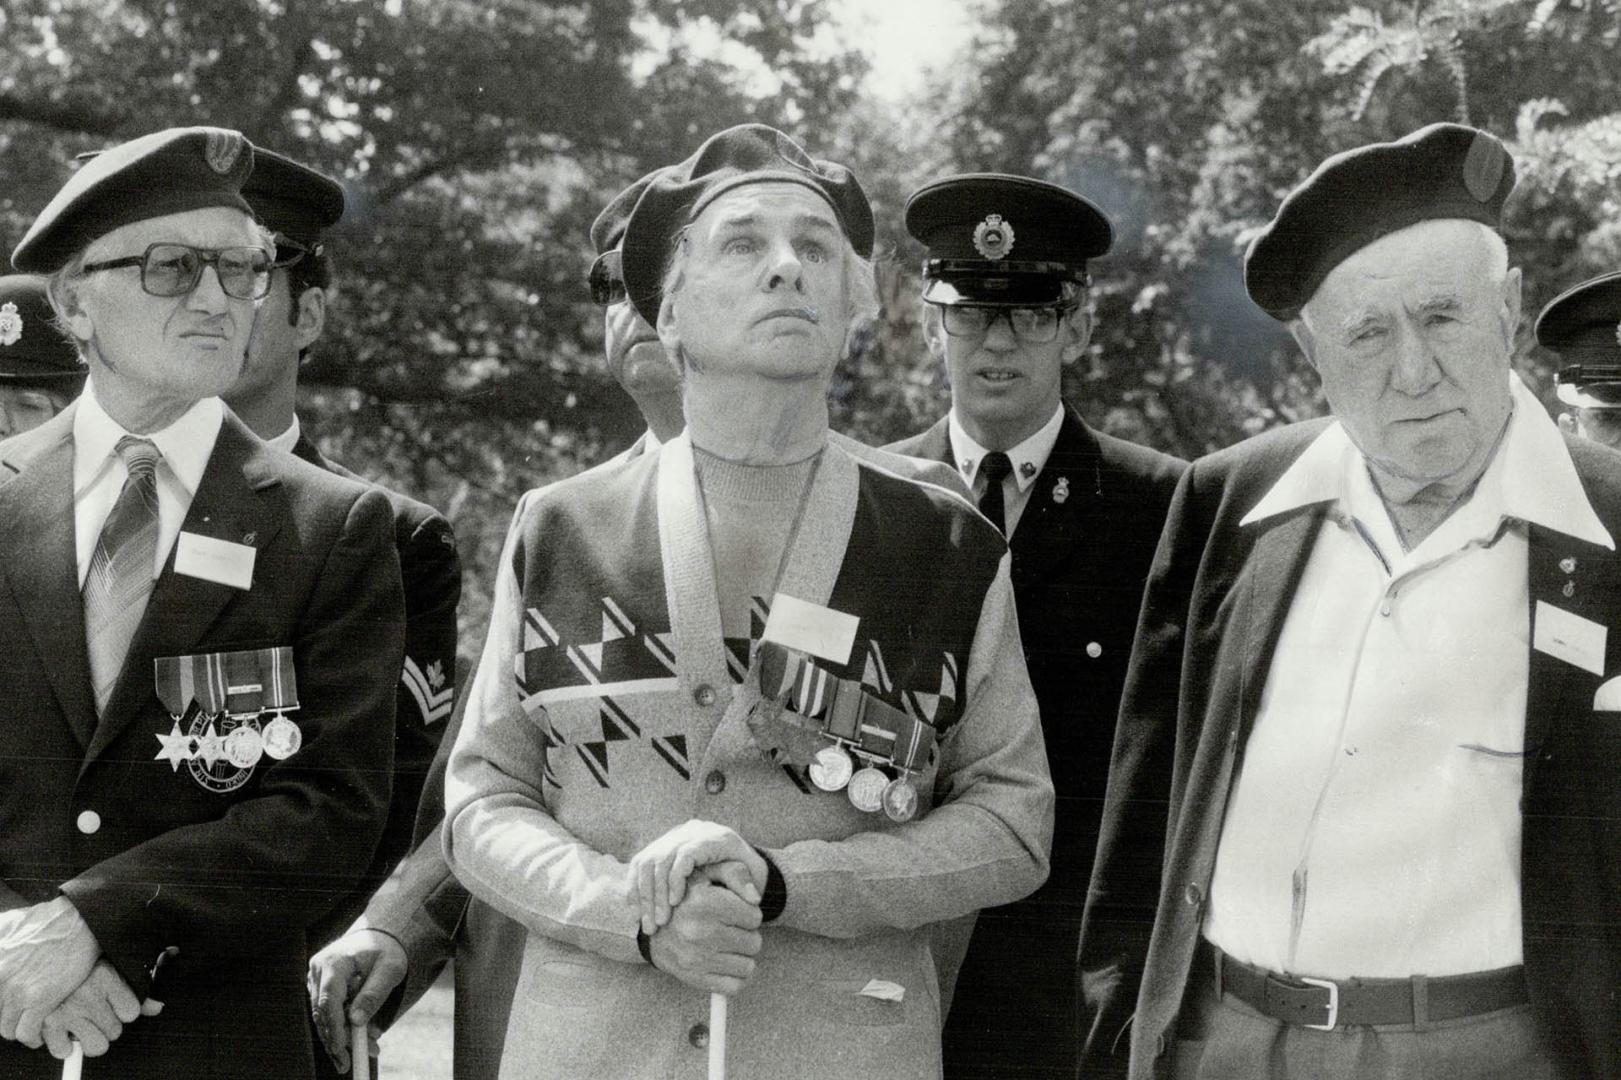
[1059,308,1093,367]
[48,274,95,343]
[294,287,327,353]
[921,304,948,361]
[1500,265,1523,347]
[657,290,684,369]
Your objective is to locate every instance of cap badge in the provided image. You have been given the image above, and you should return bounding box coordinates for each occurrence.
[1052,476,1070,504]
[1462,131,1506,203]
[972,214,1015,261]
[775,131,821,176]
[1615,319,1621,349]
[0,302,21,348]
[204,130,245,175]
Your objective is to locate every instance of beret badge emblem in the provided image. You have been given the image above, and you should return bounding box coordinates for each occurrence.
[0,302,21,347]
[972,214,1015,261]
[1615,319,1621,349]
[203,130,244,175]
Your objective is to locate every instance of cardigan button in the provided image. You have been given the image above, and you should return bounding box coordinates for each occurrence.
[76,810,101,835]
[1085,641,1102,659]
[693,684,717,708]
[704,770,726,795]
[1183,882,1204,906]
[688,1022,709,1049]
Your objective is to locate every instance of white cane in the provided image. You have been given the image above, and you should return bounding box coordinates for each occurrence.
[351,1024,370,1080]
[61,1041,83,1080]
[708,992,727,1080]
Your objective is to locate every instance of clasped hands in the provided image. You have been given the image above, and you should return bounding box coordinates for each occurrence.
[627,819,769,995]
[0,897,161,1060]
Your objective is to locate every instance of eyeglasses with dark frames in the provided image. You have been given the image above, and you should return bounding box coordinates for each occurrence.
[80,243,274,300]
[938,302,1076,345]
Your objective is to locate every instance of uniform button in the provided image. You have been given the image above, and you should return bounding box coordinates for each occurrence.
[1183,882,1203,906]
[704,770,726,795]
[693,684,716,708]
[76,810,101,835]
[688,1022,709,1049]
[1085,641,1102,659]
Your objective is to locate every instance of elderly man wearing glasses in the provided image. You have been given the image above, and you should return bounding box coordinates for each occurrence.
[886,174,1185,1079]
[0,127,403,1080]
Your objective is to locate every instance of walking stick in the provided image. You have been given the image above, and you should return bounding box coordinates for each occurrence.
[351,1025,370,1080]
[61,1041,83,1080]
[708,991,727,1080]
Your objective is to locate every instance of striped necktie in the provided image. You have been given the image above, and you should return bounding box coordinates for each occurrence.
[84,436,163,716]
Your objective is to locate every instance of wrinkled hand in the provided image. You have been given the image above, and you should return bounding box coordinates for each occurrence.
[627,820,766,933]
[39,961,162,1060]
[0,897,100,1048]
[306,929,406,1075]
[646,879,763,995]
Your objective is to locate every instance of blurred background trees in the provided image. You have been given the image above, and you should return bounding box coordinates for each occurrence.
[3,0,1617,666]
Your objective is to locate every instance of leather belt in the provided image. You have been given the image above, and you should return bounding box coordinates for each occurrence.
[1207,942,1529,1030]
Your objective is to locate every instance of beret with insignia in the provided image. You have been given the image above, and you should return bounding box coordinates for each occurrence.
[620,124,873,325]
[242,145,346,254]
[0,275,84,383]
[1245,123,1516,321]
[1538,271,1621,410]
[13,127,256,273]
[905,173,1112,306]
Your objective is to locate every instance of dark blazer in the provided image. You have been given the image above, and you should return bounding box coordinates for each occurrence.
[888,404,1185,1078]
[291,434,461,948]
[1079,420,1621,1080]
[0,405,404,1080]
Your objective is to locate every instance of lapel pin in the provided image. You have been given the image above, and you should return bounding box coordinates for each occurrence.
[1563,581,1576,598]
[1052,476,1070,504]
[1560,556,1577,574]
[1020,461,1036,478]
[242,531,257,545]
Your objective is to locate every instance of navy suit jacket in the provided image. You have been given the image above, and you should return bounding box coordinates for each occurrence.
[0,405,404,1080]
[1079,419,1621,1080]
[889,404,1185,1076]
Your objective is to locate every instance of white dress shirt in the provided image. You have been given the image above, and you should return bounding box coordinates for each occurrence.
[266,415,301,454]
[948,403,1064,539]
[73,386,225,588]
[1205,374,1612,979]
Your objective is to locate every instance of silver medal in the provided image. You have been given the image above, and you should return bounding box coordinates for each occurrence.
[881,776,919,822]
[224,724,264,769]
[809,744,854,791]
[261,714,302,760]
[847,767,887,812]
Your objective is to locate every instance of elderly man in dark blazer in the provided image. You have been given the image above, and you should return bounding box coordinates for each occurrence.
[0,127,403,1079]
[1081,123,1618,1080]
[887,173,1184,1078]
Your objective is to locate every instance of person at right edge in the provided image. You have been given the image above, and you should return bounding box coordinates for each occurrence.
[1079,123,1617,1080]
[1542,270,1621,453]
[886,173,1184,1078]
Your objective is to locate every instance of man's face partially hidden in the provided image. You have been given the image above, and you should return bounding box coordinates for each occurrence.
[664,183,851,384]
[604,297,678,399]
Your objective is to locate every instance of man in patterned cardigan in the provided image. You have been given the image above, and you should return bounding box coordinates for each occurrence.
[442,123,1055,1079]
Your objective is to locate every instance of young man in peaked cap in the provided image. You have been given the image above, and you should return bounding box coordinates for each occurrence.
[219,142,463,1080]
[1080,123,1616,1080]
[887,173,1185,1079]
[0,274,87,438]
[0,127,403,1079]
[1541,271,1621,452]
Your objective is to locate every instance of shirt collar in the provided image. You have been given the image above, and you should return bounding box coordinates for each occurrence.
[948,403,1065,491]
[644,426,663,453]
[74,383,225,498]
[266,415,301,454]
[1240,373,1613,550]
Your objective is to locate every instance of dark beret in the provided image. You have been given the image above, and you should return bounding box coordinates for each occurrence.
[242,145,345,251]
[620,124,873,325]
[591,167,670,255]
[0,275,84,382]
[1539,271,1621,409]
[905,173,1112,306]
[1245,123,1516,321]
[13,127,256,273]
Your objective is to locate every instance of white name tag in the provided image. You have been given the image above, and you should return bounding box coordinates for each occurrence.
[174,532,256,591]
[1533,600,1607,676]
[762,592,859,666]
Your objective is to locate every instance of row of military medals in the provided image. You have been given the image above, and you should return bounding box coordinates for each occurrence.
[155,648,302,782]
[754,642,935,822]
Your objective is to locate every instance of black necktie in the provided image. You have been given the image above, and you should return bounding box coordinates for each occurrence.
[977,452,1012,537]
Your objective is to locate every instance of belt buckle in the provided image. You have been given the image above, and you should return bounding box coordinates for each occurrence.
[1297,976,1339,1030]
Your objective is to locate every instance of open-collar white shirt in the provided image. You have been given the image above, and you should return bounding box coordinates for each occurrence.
[73,384,225,587]
[948,403,1064,539]
[1206,374,1611,979]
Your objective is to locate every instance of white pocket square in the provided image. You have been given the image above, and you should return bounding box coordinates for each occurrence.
[1593,675,1621,711]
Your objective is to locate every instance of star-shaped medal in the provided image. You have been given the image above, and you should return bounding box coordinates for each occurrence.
[154,721,195,772]
[194,724,225,768]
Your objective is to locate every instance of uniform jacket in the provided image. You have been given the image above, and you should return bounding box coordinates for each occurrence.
[888,404,1184,1074]
[291,434,461,949]
[1079,419,1621,1080]
[443,432,1054,1080]
[0,405,404,1080]
[366,430,975,1080]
